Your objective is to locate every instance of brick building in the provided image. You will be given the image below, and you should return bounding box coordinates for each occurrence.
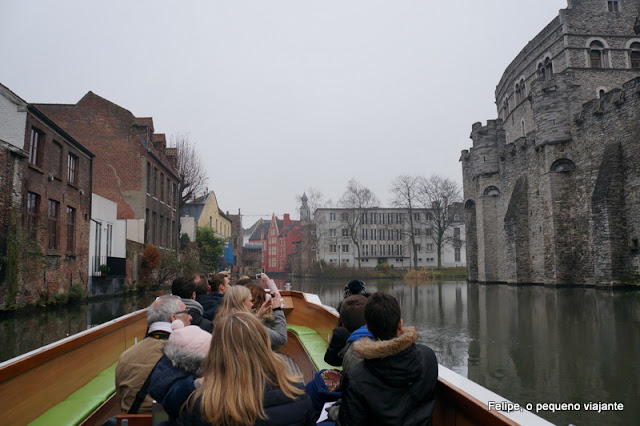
[36,92,180,284]
[461,0,640,285]
[248,214,301,274]
[0,83,93,308]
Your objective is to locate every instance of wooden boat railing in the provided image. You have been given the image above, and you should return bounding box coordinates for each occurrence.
[0,309,147,425]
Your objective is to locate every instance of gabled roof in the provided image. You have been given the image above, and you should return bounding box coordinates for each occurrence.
[35,91,177,179]
[249,220,272,241]
[135,117,154,130]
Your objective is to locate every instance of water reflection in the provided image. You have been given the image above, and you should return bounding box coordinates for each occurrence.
[0,292,157,363]
[284,278,639,426]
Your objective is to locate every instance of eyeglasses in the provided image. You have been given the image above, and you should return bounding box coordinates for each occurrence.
[174,309,189,315]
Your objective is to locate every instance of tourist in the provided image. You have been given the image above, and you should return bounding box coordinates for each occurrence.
[215,285,287,348]
[196,273,230,321]
[324,280,369,366]
[339,292,438,426]
[115,295,191,414]
[235,275,253,286]
[172,276,212,332]
[148,318,211,422]
[245,281,276,328]
[176,312,315,425]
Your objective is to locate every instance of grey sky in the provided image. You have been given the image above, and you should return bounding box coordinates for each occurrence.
[1,0,565,222]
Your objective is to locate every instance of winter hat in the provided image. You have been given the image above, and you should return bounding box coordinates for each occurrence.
[168,319,212,355]
[344,280,366,298]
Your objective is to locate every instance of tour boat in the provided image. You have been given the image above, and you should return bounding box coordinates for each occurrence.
[0,291,552,425]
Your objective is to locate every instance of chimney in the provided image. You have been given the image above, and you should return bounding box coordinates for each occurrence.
[283,213,291,226]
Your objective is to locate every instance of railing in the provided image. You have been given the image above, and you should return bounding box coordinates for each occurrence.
[91,256,126,276]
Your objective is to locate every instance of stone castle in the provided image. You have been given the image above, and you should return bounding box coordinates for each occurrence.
[461,0,640,285]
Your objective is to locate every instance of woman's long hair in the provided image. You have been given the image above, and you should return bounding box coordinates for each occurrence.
[191,312,303,425]
[215,285,251,320]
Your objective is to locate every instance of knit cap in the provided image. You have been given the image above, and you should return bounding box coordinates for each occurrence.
[168,319,212,355]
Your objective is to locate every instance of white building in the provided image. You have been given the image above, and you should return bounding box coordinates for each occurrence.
[89,194,127,296]
[314,206,465,269]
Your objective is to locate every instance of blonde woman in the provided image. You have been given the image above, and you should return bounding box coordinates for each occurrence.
[182,312,314,426]
[215,286,287,348]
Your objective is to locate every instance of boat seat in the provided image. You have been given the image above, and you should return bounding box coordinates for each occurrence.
[287,324,338,372]
[28,362,118,426]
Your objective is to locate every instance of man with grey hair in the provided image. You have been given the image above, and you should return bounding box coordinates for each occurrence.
[115,295,192,414]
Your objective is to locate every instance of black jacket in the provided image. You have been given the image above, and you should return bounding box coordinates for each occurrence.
[178,381,316,426]
[196,292,223,321]
[324,326,350,367]
[339,327,438,426]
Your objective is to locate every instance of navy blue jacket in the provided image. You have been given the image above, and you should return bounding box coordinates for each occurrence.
[196,292,223,321]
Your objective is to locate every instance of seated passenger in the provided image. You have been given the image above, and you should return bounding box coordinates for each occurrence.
[148,318,211,421]
[178,312,315,425]
[172,276,212,332]
[336,295,370,373]
[196,273,230,321]
[324,280,369,366]
[245,281,276,328]
[115,295,191,414]
[216,285,287,348]
[339,292,438,426]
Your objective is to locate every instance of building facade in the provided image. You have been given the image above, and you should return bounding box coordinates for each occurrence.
[461,0,640,285]
[314,207,465,269]
[36,93,180,286]
[36,92,180,251]
[0,84,93,308]
[248,214,301,274]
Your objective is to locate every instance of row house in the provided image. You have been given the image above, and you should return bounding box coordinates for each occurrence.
[36,92,180,285]
[0,83,93,307]
[313,206,465,269]
[180,191,233,270]
[249,214,301,274]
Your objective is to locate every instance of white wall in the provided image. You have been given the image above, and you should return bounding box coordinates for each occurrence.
[90,194,125,275]
[126,219,145,244]
[0,88,27,149]
[180,216,196,242]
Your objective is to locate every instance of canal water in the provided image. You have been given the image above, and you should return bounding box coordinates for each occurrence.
[1,278,638,425]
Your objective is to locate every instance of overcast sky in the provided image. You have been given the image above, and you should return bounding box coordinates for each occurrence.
[1,0,565,224]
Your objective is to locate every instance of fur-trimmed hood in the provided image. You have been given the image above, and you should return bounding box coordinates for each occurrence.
[163,343,206,376]
[353,326,418,359]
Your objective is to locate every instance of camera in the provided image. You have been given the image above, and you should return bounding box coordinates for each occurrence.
[255,273,262,279]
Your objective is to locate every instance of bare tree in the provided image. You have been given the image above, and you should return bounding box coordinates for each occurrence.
[338,179,379,268]
[389,175,422,269]
[418,175,462,268]
[169,132,208,206]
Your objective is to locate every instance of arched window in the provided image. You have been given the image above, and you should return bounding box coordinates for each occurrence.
[515,83,521,103]
[483,186,501,196]
[521,119,526,137]
[544,58,553,79]
[630,42,640,69]
[598,89,606,98]
[538,62,545,79]
[550,158,576,173]
[503,99,509,117]
[464,200,476,210]
[589,41,605,68]
[519,78,526,97]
